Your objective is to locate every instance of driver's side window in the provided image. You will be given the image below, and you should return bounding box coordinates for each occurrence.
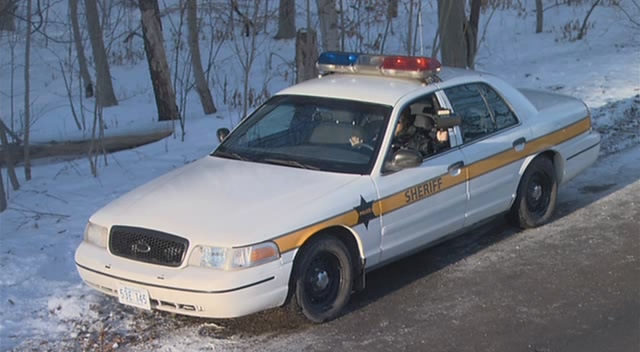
[388,94,450,160]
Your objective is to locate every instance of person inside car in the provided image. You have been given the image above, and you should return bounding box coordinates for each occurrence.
[350,108,448,157]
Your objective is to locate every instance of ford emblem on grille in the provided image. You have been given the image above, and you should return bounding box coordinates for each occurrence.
[132,240,152,254]
[110,226,188,267]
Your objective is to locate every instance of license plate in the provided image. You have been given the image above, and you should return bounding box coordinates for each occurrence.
[117,285,151,310]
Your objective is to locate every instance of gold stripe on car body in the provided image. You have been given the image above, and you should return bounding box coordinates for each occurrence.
[273,116,591,253]
[466,116,591,181]
[274,211,360,253]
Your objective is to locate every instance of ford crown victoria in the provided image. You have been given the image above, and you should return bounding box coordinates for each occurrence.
[75,52,600,322]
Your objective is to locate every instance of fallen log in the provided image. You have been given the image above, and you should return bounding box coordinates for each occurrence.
[0,129,172,167]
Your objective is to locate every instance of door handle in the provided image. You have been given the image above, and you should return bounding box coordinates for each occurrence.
[512,137,526,152]
[448,161,464,176]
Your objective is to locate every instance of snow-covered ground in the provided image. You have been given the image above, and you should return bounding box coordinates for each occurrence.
[1,1,639,350]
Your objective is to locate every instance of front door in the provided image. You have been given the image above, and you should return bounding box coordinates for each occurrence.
[375,150,467,262]
[373,94,468,263]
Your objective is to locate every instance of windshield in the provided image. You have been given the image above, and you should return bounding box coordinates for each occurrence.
[212,95,392,174]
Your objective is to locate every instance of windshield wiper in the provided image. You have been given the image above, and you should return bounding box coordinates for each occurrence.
[260,158,319,170]
[213,150,250,161]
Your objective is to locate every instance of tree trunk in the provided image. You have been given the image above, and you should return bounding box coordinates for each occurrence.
[85,0,118,107]
[0,0,15,31]
[70,0,94,98]
[275,0,295,39]
[315,0,339,51]
[388,0,398,18]
[0,119,19,191]
[466,0,481,68]
[407,0,413,55]
[24,0,32,181]
[187,0,216,115]
[536,0,543,33]
[438,0,467,68]
[0,167,6,212]
[139,0,180,121]
[296,29,318,83]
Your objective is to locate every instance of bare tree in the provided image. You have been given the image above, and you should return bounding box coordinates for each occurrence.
[438,0,467,68]
[231,0,262,117]
[88,83,107,176]
[0,0,15,31]
[70,0,94,97]
[139,0,180,121]
[8,32,17,132]
[187,0,216,115]
[466,0,481,68]
[296,29,317,82]
[315,0,338,51]
[275,0,295,39]
[536,0,543,33]
[577,0,602,40]
[0,169,6,212]
[407,0,414,55]
[24,0,33,181]
[388,0,398,18]
[59,61,84,130]
[85,0,118,107]
[0,119,20,191]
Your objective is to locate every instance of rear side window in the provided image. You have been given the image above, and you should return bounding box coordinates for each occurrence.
[479,84,518,130]
[444,83,518,143]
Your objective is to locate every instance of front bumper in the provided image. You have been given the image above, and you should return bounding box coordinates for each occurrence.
[75,242,292,318]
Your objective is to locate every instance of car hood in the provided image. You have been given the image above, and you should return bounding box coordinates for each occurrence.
[91,156,365,247]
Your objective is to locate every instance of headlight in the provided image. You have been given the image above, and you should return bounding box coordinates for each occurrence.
[188,242,280,270]
[83,222,108,248]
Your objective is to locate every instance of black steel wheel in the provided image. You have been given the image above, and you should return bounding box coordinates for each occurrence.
[510,156,558,229]
[292,236,353,323]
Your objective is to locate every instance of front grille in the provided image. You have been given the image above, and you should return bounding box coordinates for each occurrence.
[109,226,189,267]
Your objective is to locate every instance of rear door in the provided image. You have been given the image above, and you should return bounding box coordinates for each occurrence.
[441,83,530,226]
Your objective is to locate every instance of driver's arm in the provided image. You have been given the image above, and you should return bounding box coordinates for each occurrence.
[349,135,363,147]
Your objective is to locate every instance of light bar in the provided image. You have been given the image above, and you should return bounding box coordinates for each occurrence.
[316,51,441,80]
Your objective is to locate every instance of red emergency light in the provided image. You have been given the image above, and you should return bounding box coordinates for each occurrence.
[382,56,441,72]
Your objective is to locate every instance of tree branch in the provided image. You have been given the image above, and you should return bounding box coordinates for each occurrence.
[11,12,71,44]
[8,206,70,218]
[616,3,640,27]
[577,0,602,40]
[0,119,22,144]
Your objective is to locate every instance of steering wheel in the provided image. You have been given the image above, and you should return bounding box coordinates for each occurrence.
[352,142,374,151]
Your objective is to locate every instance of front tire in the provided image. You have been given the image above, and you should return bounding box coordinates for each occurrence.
[292,236,353,323]
[510,156,558,228]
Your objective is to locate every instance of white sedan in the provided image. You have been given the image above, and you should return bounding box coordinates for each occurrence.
[75,52,600,323]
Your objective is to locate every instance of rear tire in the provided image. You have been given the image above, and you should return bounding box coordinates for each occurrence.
[510,156,558,229]
[291,236,353,323]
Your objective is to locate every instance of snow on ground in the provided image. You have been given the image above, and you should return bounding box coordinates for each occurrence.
[1,1,639,350]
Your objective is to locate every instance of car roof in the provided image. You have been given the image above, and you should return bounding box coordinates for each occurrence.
[276,67,486,106]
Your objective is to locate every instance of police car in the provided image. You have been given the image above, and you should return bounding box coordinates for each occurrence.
[75,52,601,323]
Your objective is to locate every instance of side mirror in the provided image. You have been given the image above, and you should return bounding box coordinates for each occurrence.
[217,128,230,142]
[434,109,461,129]
[386,149,422,172]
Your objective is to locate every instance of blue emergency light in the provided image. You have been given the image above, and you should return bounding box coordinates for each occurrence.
[317,52,359,66]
